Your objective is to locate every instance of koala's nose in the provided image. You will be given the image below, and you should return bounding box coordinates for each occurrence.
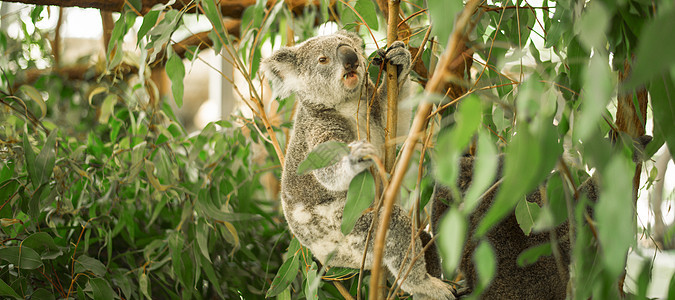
[337,44,359,72]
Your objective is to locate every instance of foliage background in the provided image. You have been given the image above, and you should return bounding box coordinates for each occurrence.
[0,0,674,299]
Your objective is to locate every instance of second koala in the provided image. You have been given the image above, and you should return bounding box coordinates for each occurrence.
[262,31,455,299]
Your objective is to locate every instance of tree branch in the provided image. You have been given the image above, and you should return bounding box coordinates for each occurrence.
[2,0,323,18]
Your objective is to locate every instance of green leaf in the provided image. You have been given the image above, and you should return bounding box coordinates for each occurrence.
[649,73,675,157]
[20,84,46,119]
[0,278,21,299]
[575,53,611,141]
[435,95,482,187]
[26,130,57,187]
[428,0,462,47]
[473,240,496,293]
[304,262,319,300]
[668,272,675,300]
[75,255,107,277]
[196,218,212,262]
[98,94,117,124]
[517,243,552,267]
[576,2,610,51]
[168,231,185,285]
[166,51,186,108]
[88,278,114,300]
[0,246,43,269]
[438,208,466,274]
[354,0,378,30]
[596,157,634,278]
[267,252,300,298]
[628,7,675,88]
[139,272,151,299]
[514,197,541,236]
[30,289,54,300]
[137,10,160,44]
[297,141,349,175]
[21,232,63,260]
[342,171,375,235]
[463,131,498,213]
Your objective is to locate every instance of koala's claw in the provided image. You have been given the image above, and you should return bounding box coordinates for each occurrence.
[372,42,411,78]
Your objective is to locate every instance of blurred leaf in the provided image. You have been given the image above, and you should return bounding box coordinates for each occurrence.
[354,0,378,30]
[98,95,117,124]
[576,2,610,51]
[628,7,675,88]
[0,246,43,269]
[596,157,634,278]
[88,278,114,300]
[575,54,611,141]
[75,255,107,277]
[649,73,675,157]
[438,208,466,274]
[435,95,482,187]
[267,252,300,298]
[88,86,107,105]
[428,0,462,47]
[20,85,46,119]
[166,51,186,108]
[463,131,498,213]
[342,171,375,235]
[297,141,349,175]
[514,197,541,236]
[517,243,552,267]
[304,262,319,300]
[139,272,151,299]
[477,121,560,237]
[473,240,496,293]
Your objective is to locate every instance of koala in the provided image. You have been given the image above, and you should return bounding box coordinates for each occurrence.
[430,150,625,299]
[262,31,455,300]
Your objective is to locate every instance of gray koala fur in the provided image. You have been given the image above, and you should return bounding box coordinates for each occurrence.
[431,155,600,299]
[262,31,455,299]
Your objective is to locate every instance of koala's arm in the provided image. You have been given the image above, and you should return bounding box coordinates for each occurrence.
[306,122,374,192]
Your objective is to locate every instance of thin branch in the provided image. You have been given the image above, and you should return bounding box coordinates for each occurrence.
[384,0,401,173]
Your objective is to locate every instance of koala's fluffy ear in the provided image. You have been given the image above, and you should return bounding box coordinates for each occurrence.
[261,47,303,99]
[336,30,363,48]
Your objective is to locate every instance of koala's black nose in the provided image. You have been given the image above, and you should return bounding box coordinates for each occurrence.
[337,44,359,72]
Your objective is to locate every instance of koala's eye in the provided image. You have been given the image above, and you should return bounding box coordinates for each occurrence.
[318,56,329,64]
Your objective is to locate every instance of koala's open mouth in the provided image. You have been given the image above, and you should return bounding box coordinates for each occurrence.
[342,71,359,89]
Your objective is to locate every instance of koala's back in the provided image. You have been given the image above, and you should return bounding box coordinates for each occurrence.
[433,156,570,300]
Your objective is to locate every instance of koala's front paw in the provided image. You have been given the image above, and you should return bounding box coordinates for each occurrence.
[347,140,378,171]
[373,41,411,78]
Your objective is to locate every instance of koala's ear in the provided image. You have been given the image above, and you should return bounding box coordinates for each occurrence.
[336,30,364,49]
[261,47,303,99]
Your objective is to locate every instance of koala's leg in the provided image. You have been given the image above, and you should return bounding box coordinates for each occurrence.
[381,206,456,300]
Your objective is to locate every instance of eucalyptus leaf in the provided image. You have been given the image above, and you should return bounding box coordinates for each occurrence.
[438,208,466,274]
[342,171,375,235]
[297,141,349,175]
[516,243,552,267]
[0,246,43,269]
[267,252,300,298]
